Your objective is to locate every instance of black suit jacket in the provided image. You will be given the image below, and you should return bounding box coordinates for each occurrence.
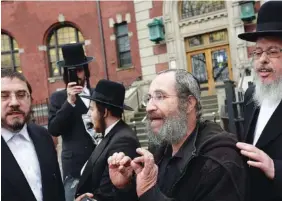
[75,120,140,201]
[242,86,282,201]
[1,123,65,201]
[48,89,96,179]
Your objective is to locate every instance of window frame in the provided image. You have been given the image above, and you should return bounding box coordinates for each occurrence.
[1,33,21,72]
[47,25,84,77]
[114,22,132,68]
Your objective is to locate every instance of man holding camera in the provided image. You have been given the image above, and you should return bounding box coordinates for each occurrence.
[48,43,96,201]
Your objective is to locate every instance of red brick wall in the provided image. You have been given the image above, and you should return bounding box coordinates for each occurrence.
[100,1,141,87]
[1,1,141,101]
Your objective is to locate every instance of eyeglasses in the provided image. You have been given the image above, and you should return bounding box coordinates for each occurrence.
[1,91,30,101]
[252,47,282,60]
[142,91,178,106]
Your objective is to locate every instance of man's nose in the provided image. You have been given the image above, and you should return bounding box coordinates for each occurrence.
[8,94,20,107]
[146,99,157,113]
[258,51,270,64]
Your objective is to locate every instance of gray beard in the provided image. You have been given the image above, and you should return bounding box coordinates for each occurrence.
[253,72,282,106]
[146,107,188,147]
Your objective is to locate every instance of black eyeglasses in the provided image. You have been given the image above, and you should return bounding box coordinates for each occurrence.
[252,47,282,60]
[1,91,30,101]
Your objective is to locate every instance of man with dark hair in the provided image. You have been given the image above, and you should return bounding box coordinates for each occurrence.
[1,69,65,201]
[75,79,140,201]
[48,43,96,201]
[108,69,248,201]
[237,1,282,201]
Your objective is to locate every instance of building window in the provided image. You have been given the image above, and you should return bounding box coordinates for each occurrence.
[1,33,21,72]
[181,1,225,20]
[115,22,132,68]
[47,25,84,77]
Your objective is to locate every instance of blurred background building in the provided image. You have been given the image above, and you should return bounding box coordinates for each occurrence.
[1,1,266,137]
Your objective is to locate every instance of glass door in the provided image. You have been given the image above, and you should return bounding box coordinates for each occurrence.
[187,49,215,94]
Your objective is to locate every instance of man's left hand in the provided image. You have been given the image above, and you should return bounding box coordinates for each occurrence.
[75,193,94,201]
[131,148,158,197]
[236,142,275,179]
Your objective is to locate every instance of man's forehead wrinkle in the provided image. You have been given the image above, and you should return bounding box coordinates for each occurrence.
[150,73,176,94]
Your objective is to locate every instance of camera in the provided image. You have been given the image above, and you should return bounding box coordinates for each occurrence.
[68,67,78,84]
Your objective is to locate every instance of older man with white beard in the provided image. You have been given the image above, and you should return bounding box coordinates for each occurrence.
[107,69,248,201]
[236,1,282,201]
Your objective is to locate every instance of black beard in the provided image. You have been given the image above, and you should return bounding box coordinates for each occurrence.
[1,111,31,133]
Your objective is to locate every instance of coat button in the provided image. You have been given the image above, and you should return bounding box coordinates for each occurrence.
[85,146,87,149]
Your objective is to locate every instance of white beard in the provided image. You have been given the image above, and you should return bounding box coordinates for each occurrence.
[253,72,282,106]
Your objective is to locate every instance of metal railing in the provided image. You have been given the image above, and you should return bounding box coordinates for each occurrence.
[31,98,49,126]
[222,80,245,139]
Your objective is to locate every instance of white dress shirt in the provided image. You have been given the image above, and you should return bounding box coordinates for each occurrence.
[80,119,120,175]
[79,85,90,108]
[1,124,43,201]
[253,98,281,145]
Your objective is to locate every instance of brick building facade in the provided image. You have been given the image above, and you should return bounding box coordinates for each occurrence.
[2,0,264,102]
[2,1,141,101]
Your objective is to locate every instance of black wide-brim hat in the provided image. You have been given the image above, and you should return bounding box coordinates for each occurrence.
[57,43,94,68]
[80,79,134,111]
[238,1,282,42]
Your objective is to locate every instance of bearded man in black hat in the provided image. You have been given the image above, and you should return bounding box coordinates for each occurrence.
[48,43,96,201]
[237,1,282,201]
[74,79,140,201]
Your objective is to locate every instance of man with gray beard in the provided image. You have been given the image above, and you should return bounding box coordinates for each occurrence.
[107,69,248,201]
[237,1,282,201]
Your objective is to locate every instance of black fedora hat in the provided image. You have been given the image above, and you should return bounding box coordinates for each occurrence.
[80,79,134,111]
[57,43,94,68]
[238,1,282,42]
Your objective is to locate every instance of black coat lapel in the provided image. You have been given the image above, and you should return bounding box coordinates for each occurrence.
[244,99,259,142]
[256,100,282,148]
[77,121,124,190]
[1,137,37,201]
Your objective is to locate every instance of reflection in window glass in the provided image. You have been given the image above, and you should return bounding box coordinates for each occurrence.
[47,25,85,77]
[209,30,227,43]
[1,33,21,72]
[115,22,132,67]
[181,1,225,19]
[191,53,208,83]
[212,49,229,82]
[188,35,204,47]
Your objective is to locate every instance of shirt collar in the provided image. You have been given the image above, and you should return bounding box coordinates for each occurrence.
[1,124,30,142]
[104,119,120,137]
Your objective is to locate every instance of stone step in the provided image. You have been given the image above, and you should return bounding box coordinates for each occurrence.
[130,116,146,122]
[137,133,148,140]
[138,108,146,112]
[132,127,146,134]
[200,95,217,101]
[128,121,146,127]
[203,108,219,114]
[134,111,147,118]
[202,103,219,110]
[201,98,218,106]
[139,139,149,148]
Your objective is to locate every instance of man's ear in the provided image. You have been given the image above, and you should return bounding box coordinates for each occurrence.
[104,108,108,118]
[187,96,197,114]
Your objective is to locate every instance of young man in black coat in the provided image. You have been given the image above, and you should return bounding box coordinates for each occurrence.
[48,43,95,201]
[75,79,140,201]
[1,69,64,201]
[108,69,248,201]
[237,1,282,201]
